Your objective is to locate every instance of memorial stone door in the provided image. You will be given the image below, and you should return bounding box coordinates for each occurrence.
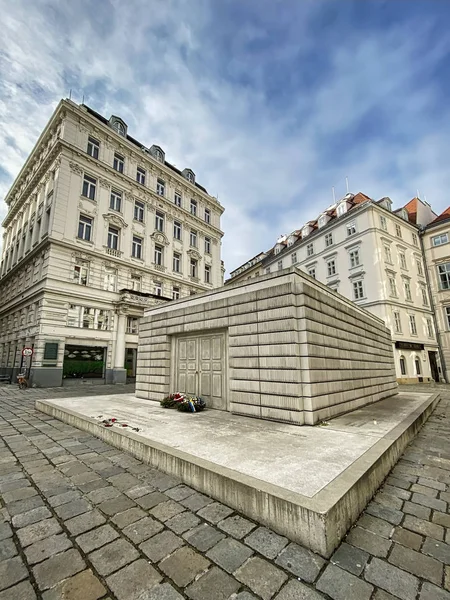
[176,333,226,410]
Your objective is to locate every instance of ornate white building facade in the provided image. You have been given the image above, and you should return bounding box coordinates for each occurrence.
[0,99,224,386]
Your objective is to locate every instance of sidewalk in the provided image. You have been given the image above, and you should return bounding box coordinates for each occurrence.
[0,384,449,599]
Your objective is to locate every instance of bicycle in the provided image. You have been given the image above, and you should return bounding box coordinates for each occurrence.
[17,373,28,389]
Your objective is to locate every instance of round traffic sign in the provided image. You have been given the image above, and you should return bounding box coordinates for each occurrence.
[22,348,33,357]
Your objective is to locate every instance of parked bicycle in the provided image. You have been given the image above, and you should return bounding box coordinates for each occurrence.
[17,373,28,389]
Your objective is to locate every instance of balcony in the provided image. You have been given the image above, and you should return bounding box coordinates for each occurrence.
[105,247,122,258]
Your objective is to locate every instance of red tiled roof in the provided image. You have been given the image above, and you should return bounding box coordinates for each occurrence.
[429,206,450,225]
[403,197,418,224]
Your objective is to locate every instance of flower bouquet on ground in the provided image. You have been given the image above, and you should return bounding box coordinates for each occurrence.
[160,392,206,413]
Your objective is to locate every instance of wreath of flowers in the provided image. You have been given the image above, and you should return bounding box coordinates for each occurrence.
[160,392,206,413]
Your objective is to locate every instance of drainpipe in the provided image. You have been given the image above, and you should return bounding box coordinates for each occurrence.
[420,229,448,382]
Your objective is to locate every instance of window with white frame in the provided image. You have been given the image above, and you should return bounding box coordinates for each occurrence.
[416,259,423,276]
[347,221,356,236]
[291,252,297,265]
[400,356,407,375]
[132,236,142,259]
[205,237,211,254]
[190,199,197,216]
[172,286,180,300]
[104,267,117,291]
[87,136,99,159]
[110,189,122,212]
[173,221,182,240]
[134,200,144,223]
[205,264,211,283]
[318,215,327,228]
[127,317,139,334]
[421,286,429,306]
[445,306,450,329]
[113,153,124,173]
[73,262,88,285]
[412,233,418,246]
[130,274,141,291]
[308,266,316,279]
[107,226,119,250]
[379,215,387,231]
[395,224,402,238]
[337,203,346,216]
[349,248,360,268]
[409,314,417,335]
[154,282,162,296]
[78,215,92,241]
[325,232,333,247]
[426,318,434,338]
[404,280,412,301]
[389,276,398,297]
[190,258,198,278]
[174,191,182,207]
[154,245,163,265]
[190,230,197,247]
[432,233,448,246]
[384,245,392,263]
[173,252,181,272]
[68,305,111,330]
[438,263,450,289]
[307,243,314,257]
[155,211,164,232]
[399,252,407,269]
[278,260,283,271]
[205,208,210,224]
[136,167,146,185]
[156,178,165,196]
[393,311,402,333]
[353,280,364,300]
[82,175,96,200]
[327,259,336,277]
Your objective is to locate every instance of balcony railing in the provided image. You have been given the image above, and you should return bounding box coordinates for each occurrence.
[105,247,122,258]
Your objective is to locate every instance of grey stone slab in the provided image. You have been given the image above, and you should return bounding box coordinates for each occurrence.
[65,509,106,536]
[374,491,404,511]
[140,530,184,562]
[17,517,62,546]
[330,542,369,576]
[160,546,210,588]
[422,537,450,564]
[274,579,325,599]
[98,494,136,516]
[217,514,257,539]
[275,542,326,583]
[107,473,141,491]
[41,569,106,600]
[54,498,92,520]
[357,514,395,539]
[411,483,439,497]
[25,533,72,564]
[418,477,447,491]
[150,500,185,522]
[106,558,162,600]
[206,537,253,573]
[125,483,156,499]
[411,492,447,512]
[365,502,403,525]
[433,512,450,528]
[48,490,81,507]
[135,491,169,509]
[403,500,431,520]
[76,524,119,553]
[196,501,234,524]
[365,557,419,600]
[0,581,36,600]
[88,538,139,576]
[78,478,109,493]
[392,527,423,551]
[245,526,288,559]
[165,484,195,501]
[0,479,31,493]
[420,582,450,600]
[180,492,213,512]
[235,556,288,600]
[6,495,44,516]
[0,521,13,540]
[111,507,146,528]
[123,516,164,544]
[138,583,183,599]
[317,564,373,600]
[86,485,121,504]
[373,591,398,600]
[33,548,85,591]
[2,486,38,504]
[166,511,201,535]
[382,484,411,501]
[0,537,18,561]
[403,515,444,541]
[346,526,392,558]
[186,566,240,600]
[183,523,225,552]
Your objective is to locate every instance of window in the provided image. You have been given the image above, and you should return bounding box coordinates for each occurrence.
[307,243,314,257]
[308,267,316,279]
[347,222,356,236]
[110,189,122,212]
[190,258,198,278]
[421,286,429,306]
[127,317,139,334]
[327,259,336,277]
[395,224,402,238]
[325,233,333,247]
[384,245,392,263]
[154,282,162,296]
[416,259,423,276]
[205,264,211,283]
[400,356,407,376]
[190,199,197,216]
[394,311,402,333]
[154,148,163,162]
[112,121,125,136]
[173,221,182,240]
[415,356,421,375]
[155,211,165,232]
[389,276,397,297]
[409,314,417,335]
[186,171,194,183]
[349,248,360,268]
[353,280,364,300]
[87,136,99,159]
[278,260,283,271]
[337,203,346,216]
[205,237,211,254]
[132,236,142,259]
[131,275,141,291]
[380,215,387,231]
[291,252,297,265]
[82,175,96,200]
[136,167,146,185]
[174,191,182,207]
[154,245,163,265]
[173,252,181,272]
[404,280,412,301]
[205,208,210,224]
[412,233,418,246]
[445,306,450,329]
[432,233,448,246]
[113,153,124,173]
[190,230,197,247]
[172,286,180,300]
[78,215,92,241]
[104,267,117,291]
[156,178,165,196]
[438,263,450,289]
[399,252,407,269]
[265,267,271,274]
[134,200,144,223]
[426,318,434,338]
[74,262,88,285]
[107,226,119,250]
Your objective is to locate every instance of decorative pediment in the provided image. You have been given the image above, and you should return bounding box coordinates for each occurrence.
[103,213,128,228]
[69,162,83,175]
[151,231,169,246]
[187,248,202,260]
[99,178,110,189]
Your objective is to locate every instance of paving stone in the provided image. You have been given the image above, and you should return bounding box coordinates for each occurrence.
[422,537,450,564]
[0,580,36,600]
[184,523,225,552]
[54,498,92,520]
[419,582,450,600]
[382,484,411,501]
[374,491,404,511]
[165,484,196,501]
[70,471,102,485]
[77,478,109,493]
[365,502,403,525]
[197,501,234,524]
[17,517,62,546]
[403,514,444,540]
[138,582,183,599]
[411,483,439,497]
[0,478,31,493]
[403,500,431,520]
[25,533,72,564]
[434,511,450,528]
[346,526,392,558]
[365,556,419,600]
[33,548,85,591]
[275,543,326,582]
[98,494,136,515]
[186,566,240,600]
[2,486,38,504]
[123,516,164,543]
[60,461,91,477]
[206,537,253,573]
[373,591,397,600]
[86,485,121,504]
[235,556,288,600]
[48,490,82,507]
[418,477,447,491]
[0,537,18,560]
[217,514,257,539]
[180,492,213,512]
[0,520,13,540]
[135,491,168,509]
[357,514,394,539]
[76,524,119,553]
[111,506,146,528]
[106,558,162,599]
[392,527,423,551]
[166,511,201,534]
[140,530,184,562]
[245,526,288,559]
[65,509,106,536]
[317,564,373,600]
[125,483,156,499]
[412,492,447,511]
[150,500,186,522]
[6,495,44,516]
[143,471,180,492]
[88,538,139,576]
[274,579,325,599]
[41,569,106,600]
[107,472,141,491]
[330,542,369,576]
[389,542,443,584]
[159,546,210,587]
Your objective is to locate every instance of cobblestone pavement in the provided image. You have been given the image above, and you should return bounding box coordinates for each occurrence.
[0,384,449,599]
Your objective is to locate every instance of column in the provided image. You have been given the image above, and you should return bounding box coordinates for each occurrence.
[112,311,127,384]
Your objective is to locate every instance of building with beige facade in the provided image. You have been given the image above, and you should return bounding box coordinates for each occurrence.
[0,99,224,387]
[228,194,441,383]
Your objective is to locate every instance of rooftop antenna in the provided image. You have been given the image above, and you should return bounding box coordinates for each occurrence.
[332,186,336,203]
[82,94,85,104]
[417,189,420,199]
[69,89,72,100]
[345,177,349,193]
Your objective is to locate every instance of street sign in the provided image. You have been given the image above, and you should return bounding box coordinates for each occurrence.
[22,348,33,357]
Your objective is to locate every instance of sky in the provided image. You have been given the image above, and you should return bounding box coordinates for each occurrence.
[1,0,450,274]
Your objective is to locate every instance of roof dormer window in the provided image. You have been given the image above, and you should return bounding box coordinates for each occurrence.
[182,169,195,184]
[109,116,127,137]
[149,145,165,163]
[318,214,328,228]
[337,202,347,216]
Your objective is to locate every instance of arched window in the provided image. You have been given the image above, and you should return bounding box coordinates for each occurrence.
[415,356,421,375]
[399,356,407,376]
